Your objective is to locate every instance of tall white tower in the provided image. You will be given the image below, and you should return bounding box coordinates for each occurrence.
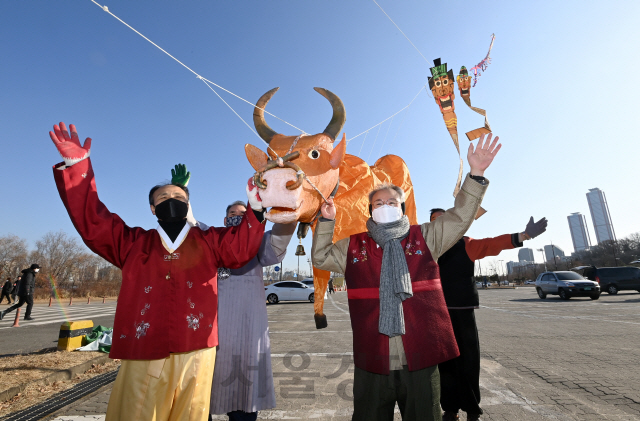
[567,212,591,252]
[586,188,616,244]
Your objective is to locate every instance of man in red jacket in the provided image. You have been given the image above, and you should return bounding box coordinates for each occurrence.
[430,209,547,421]
[48,122,266,421]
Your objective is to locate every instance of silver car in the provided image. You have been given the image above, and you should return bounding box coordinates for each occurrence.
[535,271,600,300]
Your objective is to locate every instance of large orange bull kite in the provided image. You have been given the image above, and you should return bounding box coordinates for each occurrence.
[245,87,417,328]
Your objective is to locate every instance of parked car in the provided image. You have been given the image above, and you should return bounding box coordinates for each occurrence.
[265,281,316,304]
[535,271,600,300]
[524,280,535,285]
[571,266,640,295]
[301,278,328,299]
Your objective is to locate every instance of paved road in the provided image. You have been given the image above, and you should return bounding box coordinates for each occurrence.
[32,288,640,420]
[0,302,116,355]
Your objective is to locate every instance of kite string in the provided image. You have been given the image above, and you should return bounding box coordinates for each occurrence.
[357,130,369,156]
[378,84,424,155]
[88,0,307,140]
[366,124,383,161]
[348,84,425,144]
[90,0,429,164]
[370,0,430,64]
[377,116,394,157]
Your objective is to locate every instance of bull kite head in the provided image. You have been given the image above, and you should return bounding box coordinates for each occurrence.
[245,87,347,224]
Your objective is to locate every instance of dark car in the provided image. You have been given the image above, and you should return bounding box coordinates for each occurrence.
[535,271,600,300]
[571,266,640,295]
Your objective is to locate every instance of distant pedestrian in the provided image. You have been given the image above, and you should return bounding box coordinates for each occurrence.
[328,278,335,294]
[0,264,40,321]
[1,278,12,304]
[11,276,21,304]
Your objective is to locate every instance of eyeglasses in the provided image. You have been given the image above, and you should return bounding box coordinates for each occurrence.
[372,199,401,208]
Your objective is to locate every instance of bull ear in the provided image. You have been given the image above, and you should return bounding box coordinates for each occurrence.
[245,144,269,171]
[329,134,346,169]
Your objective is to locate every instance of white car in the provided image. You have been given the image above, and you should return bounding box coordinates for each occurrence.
[265,281,316,304]
[301,278,329,299]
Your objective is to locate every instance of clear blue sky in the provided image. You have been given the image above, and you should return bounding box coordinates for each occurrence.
[2,0,639,275]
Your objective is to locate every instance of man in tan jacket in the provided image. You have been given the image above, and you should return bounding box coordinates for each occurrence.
[312,134,501,421]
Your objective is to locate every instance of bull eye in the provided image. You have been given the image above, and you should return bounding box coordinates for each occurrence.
[308,150,320,159]
[435,80,441,87]
[443,79,449,85]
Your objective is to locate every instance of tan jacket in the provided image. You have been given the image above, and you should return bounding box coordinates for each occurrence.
[312,173,488,370]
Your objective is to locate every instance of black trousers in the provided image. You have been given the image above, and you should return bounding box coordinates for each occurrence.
[3,295,34,318]
[438,309,482,415]
[352,365,441,421]
[0,291,11,304]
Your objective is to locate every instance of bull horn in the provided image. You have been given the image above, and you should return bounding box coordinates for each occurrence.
[253,87,280,144]
[314,87,346,141]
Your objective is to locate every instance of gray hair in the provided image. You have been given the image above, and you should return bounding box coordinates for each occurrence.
[226,200,247,216]
[368,183,405,203]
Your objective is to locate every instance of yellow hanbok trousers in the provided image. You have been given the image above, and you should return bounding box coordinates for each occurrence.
[106,347,216,421]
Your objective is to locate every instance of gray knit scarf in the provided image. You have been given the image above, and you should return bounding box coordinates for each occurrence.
[366,215,412,337]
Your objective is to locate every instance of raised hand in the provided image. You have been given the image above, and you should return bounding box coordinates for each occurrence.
[171,164,191,187]
[524,217,548,240]
[467,132,501,177]
[246,178,263,211]
[49,122,92,167]
[320,198,336,220]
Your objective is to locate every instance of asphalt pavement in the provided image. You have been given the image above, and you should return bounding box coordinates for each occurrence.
[0,301,117,355]
[7,288,640,420]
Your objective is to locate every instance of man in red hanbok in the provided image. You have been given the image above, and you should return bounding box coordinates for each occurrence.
[48,122,266,421]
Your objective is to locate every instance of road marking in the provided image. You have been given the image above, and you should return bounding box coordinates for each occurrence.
[480,305,640,326]
[271,352,353,357]
[0,312,116,330]
[328,292,350,314]
[270,331,352,333]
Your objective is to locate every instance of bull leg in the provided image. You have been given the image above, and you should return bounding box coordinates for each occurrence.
[313,267,330,329]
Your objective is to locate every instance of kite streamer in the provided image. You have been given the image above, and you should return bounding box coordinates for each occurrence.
[457,66,491,141]
[469,34,495,87]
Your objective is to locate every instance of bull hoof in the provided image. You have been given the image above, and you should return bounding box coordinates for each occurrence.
[314,314,328,329]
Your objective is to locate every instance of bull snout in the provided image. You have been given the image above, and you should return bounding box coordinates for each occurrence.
[260,168,303,210]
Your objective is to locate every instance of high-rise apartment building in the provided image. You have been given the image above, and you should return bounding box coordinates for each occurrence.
[518,248,535,262]
[567,212,591,252]
[586,188,616,244]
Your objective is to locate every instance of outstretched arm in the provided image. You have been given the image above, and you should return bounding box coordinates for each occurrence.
[257,223,297,267]
[50,122,143,268]
[465,216,547,261]
[421,133,501,260]
[312,199,349,274]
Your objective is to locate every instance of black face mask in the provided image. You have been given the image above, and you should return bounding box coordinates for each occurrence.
[154,198,188,222]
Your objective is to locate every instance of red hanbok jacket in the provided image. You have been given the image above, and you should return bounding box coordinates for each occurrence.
[53,158,265,360]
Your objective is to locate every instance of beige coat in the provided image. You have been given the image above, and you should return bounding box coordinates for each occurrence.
[312,174,489,370]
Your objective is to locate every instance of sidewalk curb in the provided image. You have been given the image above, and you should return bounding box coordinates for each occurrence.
[0,353,111,403]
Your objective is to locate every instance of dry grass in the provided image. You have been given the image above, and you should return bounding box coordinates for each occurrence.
[0,350,121,416]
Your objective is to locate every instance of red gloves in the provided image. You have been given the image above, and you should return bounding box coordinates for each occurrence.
[49,122,91,167]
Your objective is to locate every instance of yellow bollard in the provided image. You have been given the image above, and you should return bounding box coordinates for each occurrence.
[58,320,94,351]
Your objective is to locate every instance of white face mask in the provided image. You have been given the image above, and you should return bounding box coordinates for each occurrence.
[371,205,403,224]
[34,269,40,273]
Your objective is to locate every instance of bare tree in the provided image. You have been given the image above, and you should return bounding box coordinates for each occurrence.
[30,231,85,290]
[0,234,29,280]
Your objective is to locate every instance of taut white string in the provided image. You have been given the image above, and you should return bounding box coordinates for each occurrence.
[89,1,308,140]
[371,0,430,64]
